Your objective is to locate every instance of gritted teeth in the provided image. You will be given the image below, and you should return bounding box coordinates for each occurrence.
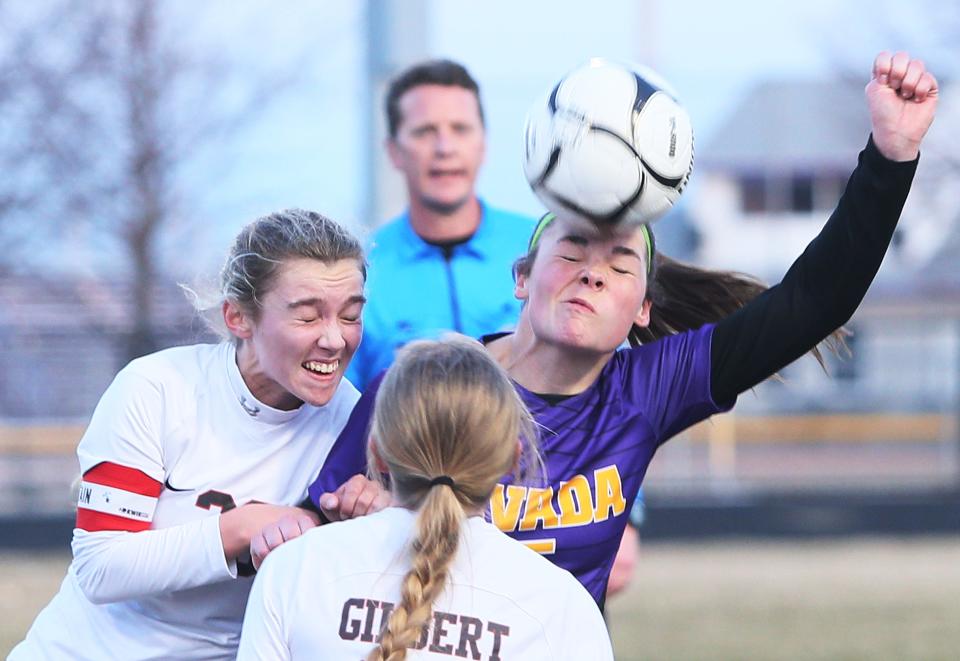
[303,360,338,374]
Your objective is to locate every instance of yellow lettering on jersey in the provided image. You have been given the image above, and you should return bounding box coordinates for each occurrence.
[593,465,627,522]
[490,484,526,532]
[518,487,560,531]
[523,538,557,555]
[557,475,594,527]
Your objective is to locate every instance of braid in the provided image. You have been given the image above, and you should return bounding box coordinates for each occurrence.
[364,336,542,660]
[368,487,463,661]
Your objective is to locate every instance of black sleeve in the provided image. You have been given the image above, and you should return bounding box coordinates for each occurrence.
[710,136,918,404]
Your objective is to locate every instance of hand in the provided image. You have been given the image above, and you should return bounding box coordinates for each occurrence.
[219,503,320,561]
[318,474,392,522]
[866,51,938,162]
[250,510,320,570]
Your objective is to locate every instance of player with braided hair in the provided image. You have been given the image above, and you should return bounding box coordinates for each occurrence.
[237,336,612,660]
[253,52,938,612]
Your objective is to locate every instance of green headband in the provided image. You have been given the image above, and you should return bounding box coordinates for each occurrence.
[528,212,653,274]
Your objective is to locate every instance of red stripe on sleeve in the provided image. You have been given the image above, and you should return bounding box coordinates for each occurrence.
[76,509,152,533]
[83,462,162,498]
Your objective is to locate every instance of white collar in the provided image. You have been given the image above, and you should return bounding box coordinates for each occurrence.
[223,343,307,425]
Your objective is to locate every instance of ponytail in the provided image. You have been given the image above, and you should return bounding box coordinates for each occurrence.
[365,337,541,660]
[367,486,462,661]
[633,252,848,368]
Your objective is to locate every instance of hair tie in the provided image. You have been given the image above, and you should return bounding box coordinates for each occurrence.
[429,475,455,489]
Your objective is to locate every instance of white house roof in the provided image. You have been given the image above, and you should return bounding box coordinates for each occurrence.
[698,79,871,173]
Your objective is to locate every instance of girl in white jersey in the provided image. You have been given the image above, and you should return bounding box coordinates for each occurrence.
[237,336,613,660]
[11,209,369,660]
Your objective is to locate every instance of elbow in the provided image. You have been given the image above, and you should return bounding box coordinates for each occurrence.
[73,565,121,605]
[71,534,129,605]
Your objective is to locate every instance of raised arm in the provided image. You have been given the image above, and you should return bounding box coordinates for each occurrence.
[710,52,937,403]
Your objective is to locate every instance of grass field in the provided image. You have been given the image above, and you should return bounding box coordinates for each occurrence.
[3,537,958,659]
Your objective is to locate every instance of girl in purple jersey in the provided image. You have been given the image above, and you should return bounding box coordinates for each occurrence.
[254,52,938,608]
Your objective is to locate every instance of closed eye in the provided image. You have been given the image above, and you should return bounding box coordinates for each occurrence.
[411,126,436,138]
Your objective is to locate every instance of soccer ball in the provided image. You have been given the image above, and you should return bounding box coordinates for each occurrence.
[523,58,694,227]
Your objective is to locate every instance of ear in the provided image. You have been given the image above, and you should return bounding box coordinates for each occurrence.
[634,298,652,328]
[223,300,254,340]
[369,438,389,474]
[478,132,487,165]
[386,137,403,170]
[514,271,529,302]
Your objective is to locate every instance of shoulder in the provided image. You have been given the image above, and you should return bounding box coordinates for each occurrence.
[615,324,715,371]
[75,345,226,474]
[122,342,223,385]
[320,507,411,544]
[322,378,361,419]
[470,519,573,579]
[94,343,227,424]
[466,521,602,617]
[265,508,410,580]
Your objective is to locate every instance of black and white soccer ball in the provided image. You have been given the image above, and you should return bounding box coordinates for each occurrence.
[523,58,694,227]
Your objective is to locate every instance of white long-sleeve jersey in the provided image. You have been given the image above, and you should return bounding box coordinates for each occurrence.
[237,507,614,660]
[10,342,358,661]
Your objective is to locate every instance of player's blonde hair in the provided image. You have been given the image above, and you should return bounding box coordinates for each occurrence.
[183,208,366,341]
[366,335,541,661]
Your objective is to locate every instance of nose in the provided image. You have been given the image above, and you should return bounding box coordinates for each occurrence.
[316,320,346,352]
[434,128,455,156]
[580,269,604,290]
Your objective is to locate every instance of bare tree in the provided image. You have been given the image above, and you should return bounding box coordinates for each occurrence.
[0,0,295,360]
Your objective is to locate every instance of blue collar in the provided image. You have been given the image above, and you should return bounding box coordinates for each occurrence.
[398,199,492,260]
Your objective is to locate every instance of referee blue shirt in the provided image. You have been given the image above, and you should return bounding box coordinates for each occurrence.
[347,201,535,391]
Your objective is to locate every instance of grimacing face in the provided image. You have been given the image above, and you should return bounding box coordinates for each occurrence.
[387,84,486,214]
[226,257,365,410]
[514,216,652,355]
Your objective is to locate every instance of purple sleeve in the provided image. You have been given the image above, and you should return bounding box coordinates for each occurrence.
[620,324,733,444]
[307,373,383,508]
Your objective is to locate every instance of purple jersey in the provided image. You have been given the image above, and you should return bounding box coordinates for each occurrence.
[310,323,731,605]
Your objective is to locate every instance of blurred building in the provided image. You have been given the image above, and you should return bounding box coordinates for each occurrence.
[689,78,960,416]
[0,276,211,420]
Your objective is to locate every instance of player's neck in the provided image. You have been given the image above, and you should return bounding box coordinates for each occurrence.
[235,342,303,411]
[408,195,482,243]
[490,317,611,396]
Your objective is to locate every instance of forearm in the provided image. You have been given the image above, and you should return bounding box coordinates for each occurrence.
[711,136,918,402]
[71,515,234,604]
[219,506,262,559]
